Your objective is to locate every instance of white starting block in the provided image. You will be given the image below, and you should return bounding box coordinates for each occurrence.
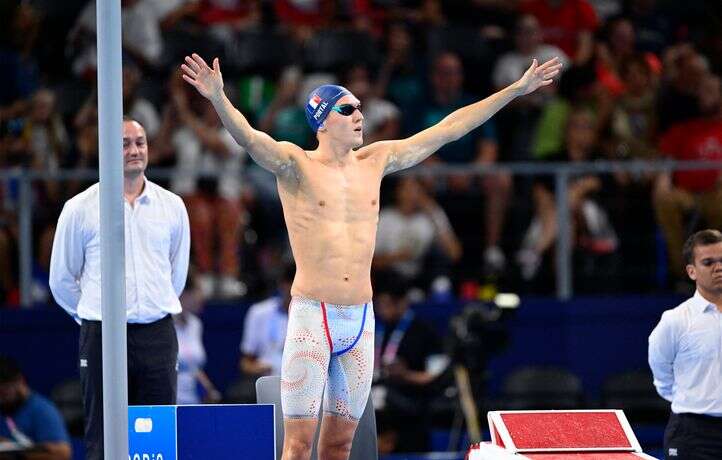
[467,410,658,460]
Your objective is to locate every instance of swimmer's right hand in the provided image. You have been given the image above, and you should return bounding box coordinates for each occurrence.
[181,53,224,102]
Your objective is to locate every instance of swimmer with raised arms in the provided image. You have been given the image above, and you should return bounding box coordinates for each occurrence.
[181,53,561,460]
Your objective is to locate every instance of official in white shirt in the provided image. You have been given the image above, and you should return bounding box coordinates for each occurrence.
[649,229,722,460]
[49,118,190,460]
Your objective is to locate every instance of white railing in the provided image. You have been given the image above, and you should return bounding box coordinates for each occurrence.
[4,159,721,304]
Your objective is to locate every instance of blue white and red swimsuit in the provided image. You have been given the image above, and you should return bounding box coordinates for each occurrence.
[280,296,374,421]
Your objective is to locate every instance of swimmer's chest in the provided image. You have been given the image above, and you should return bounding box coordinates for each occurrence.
[295,158,381,220]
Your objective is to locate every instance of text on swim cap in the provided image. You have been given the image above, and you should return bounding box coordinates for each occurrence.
[314,101,329,120]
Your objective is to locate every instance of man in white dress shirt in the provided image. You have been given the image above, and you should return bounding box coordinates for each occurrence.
[49,118,190,460]
[649,229,722,460]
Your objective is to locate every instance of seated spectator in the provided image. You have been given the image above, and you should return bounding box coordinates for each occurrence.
[375,22,425,114]
[492,14,570,94]
[519,0,599,65]
[239,264,294,379]
[606,54,658,162]
[196,0,261,43]
[492,13,567,190]
[274,0,376,42]
[69,0,164,76]
[372,275,446,454]
[441,0,518,40]
[410,51,510,275]
[373,177,461,291]
[257,66,312,149]
[162,73,247,299]
[343,64,400,145]
[594,16,661,98]
[656,44,708,133]
[0,355,71,459]
[123,60,160,142]
[518,106,619,283]
[174,274,221,405]
[0,1,41,106]
[653,73,722,287]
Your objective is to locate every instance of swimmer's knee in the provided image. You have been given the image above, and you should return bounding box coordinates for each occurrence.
[283,432,314,460]
[317,437,352,460]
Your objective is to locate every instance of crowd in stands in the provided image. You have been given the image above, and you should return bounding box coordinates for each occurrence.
[1,0,721,304]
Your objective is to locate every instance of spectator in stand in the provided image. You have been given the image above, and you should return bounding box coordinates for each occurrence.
[69,0,164,76]
[383,0,445,29]
[174,274,221,405]
[493,14,569,164]
[372,274,445,454]
[518,106,618,283]
[657,44,708,133]
[374,22,425,116]
[373,176,461,291]
[519,0,599,65]
[653,73,722,287]
[440,0,518,40]
[257,66,312,149]
[123,60,160,142]
[594,16,661,98]
[0,1,41,106]
[606,54,659,162]
[161,73,247,299]
[343,64,400,145]
[0,355,71,459]
[196,0,261,43]
[493,14,570,92]
[625,0,674,55]
[410,51,510,275]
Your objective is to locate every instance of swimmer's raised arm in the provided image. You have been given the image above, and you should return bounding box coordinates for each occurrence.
[181,54,296,175]
[381,57,562,175]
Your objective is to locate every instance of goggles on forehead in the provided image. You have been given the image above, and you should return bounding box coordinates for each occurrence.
[331,102,362,116]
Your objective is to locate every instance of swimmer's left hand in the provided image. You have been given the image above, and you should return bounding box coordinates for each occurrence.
[512,57,563,96]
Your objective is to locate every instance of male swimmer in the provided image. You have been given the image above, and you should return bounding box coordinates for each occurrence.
[181,53,561,460]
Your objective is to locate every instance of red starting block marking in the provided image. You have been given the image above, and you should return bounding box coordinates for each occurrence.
[488,410,642,453]
[524,454,653,459]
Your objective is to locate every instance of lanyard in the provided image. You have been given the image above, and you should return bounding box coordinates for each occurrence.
[6,416,33,447]
[376,310,414,366]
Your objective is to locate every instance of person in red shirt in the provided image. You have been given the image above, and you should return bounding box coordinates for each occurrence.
[653,73,722,284]
[519,0,598,65]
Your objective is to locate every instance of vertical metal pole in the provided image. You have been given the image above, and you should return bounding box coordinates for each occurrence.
[555,170,572,300]
[97,0,128,459]
[18,173,32,307]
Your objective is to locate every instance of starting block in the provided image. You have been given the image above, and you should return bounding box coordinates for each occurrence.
[467,410,657,460]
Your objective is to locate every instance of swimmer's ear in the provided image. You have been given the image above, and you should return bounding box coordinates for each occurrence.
[318,121,327,132]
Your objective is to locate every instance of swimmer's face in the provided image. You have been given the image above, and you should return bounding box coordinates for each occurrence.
[123,120,148,177]
[323,94,364,148]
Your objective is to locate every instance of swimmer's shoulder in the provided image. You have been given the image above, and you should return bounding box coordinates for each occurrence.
[355,140,397,169]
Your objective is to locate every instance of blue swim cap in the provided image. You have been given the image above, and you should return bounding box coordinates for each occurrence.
[304,85,352,132]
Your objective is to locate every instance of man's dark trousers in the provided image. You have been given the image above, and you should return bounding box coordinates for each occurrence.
[79,315,178,460]
[664,412,722,460]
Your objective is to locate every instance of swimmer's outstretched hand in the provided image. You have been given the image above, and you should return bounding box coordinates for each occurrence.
[512,57,563,96]
[181,54,224,102]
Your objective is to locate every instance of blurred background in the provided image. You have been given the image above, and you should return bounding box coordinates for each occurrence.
[2,0,722,458]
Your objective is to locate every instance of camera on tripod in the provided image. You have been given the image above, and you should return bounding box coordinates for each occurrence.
[448,292,518,372]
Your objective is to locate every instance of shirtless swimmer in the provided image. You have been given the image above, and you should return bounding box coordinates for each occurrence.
[181,53,561,460]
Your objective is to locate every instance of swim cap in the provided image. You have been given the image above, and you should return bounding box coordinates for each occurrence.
[304,85,351,132]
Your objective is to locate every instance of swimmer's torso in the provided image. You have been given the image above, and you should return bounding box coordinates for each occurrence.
[277,148,385,305]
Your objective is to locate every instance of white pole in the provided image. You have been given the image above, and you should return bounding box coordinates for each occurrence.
[96,0,128,459]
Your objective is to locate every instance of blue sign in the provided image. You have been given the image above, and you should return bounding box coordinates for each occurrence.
[129,404,275,460]
[128,406,176,460]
